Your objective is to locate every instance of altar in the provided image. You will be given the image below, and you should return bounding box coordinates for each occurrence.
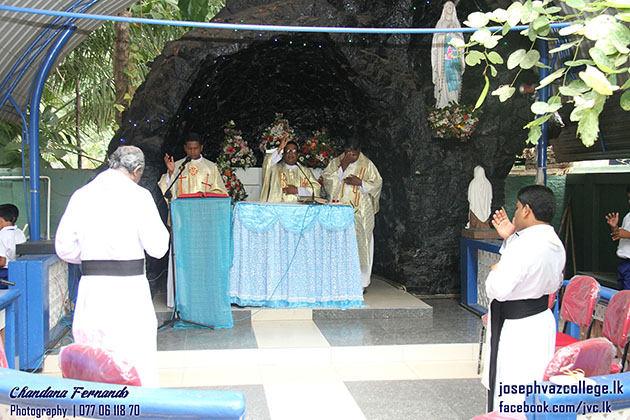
[230,202,364,309]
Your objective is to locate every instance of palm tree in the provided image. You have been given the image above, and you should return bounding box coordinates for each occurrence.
[0,0,224,169]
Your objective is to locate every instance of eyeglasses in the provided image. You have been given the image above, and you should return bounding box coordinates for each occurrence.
[284,149,298,154]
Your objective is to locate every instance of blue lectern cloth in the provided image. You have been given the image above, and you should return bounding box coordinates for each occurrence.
[171,197,233,328]
[230,202,363,309]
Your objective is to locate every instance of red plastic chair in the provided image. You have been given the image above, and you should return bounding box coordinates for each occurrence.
[475,338,616,419]
[59,344,142,386]
[0,335,8,368]
[602,290,630,373]
[543,337,616,381]
[555,276,600,349]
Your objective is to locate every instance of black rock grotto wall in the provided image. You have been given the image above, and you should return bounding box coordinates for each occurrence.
[110,0,535,294]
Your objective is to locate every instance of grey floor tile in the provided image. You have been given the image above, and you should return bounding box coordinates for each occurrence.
[345,379,487,420]
[186,322,258,350]
[182,384,271,420]
[157,328,188,351]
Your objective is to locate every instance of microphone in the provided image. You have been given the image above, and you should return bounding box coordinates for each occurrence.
[297,163,317,204]
[163,155,193,200]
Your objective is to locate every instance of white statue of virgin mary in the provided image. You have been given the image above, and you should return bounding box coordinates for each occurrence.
[467,166,493,230]
[431,1,465,109]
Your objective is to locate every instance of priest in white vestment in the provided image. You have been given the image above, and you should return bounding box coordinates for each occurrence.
[55,146,169,387]
[260,137,321,202]
[158,135,227,307]
[483,185,565,411]
[158,136,227,199]
[322,138,382,290]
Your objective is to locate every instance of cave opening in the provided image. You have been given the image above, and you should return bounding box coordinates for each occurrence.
[164,33,375,162]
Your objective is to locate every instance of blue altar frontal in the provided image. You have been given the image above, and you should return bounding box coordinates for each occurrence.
[230,202,364,309]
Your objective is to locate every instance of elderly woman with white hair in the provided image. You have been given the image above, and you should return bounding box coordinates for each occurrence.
[55,145,169,386]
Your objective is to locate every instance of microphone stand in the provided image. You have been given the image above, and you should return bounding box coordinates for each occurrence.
[297,163,318,204]
[159,156,215,331]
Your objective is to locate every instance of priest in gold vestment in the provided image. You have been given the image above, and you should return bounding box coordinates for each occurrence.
[158,135,227,307]
[158,136,227,200]
[260,138,321,202]
[322,138,382,289]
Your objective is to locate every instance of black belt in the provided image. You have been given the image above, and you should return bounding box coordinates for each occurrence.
[487,295,549,412]
[81,259,145,276]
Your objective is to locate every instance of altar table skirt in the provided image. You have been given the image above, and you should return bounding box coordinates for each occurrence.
[230,202,363,309]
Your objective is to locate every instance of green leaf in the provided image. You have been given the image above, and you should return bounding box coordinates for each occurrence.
[584,14,616,41]
[589,47,615,72]
[559,23,584,36]
[549,40,580,54]
[621,78,630,90]
[471,28,492,44]
[449,37,466,48]
[532,16,550,36]
[484,35,503,49]
[465,12,490,28]
[487,51,504,64]
[507,49,527,70]
[579,65,616,95]
[564,59,595,67]
[491,85,516,102]
[543,6,562,14]
[521,1,534,23]
[466,50,485,66]
[524,113,552,129]
[502,23,511,36]
[611,22,630,54]
[531,101,550,114]
[520,50,541,69]
[576,109,601,147]
[566,0,588,9]
[537,68,565,88]
[488,8,508,23]
[527,125,542,145]
[595,38,619,55]
[621,90,630,111]
[475,75,490,110]
[617,12,630,22]
[489,64,498,77]
[507,2,523,27]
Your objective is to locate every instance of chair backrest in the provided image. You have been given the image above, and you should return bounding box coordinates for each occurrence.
[603,290,630,348]
[560,276,600,327]
[59,344,141,386]
[543,337,616,381]
[0,335,8,369]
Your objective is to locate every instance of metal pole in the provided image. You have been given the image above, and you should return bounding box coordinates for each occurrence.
[536,39,550,186]
[28,26,76,241]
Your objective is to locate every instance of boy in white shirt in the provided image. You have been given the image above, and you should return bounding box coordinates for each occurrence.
[0,204,26,285]
[0,203,26,345]
[605,187,630,290]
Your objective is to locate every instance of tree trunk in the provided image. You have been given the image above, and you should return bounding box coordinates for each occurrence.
[113,9,131,128]
[75,77,82,169]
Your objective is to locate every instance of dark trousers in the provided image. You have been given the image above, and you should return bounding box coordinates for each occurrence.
[618,259,630,290]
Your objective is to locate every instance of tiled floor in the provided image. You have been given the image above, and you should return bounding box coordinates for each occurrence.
[43,277,488,419]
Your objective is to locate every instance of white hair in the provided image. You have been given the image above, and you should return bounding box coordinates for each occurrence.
[108,145,145,175]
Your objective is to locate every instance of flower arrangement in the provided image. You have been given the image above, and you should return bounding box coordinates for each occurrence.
[427,103,481,141]
[259,113,297,152]
[219,162,248,202]
[298,127,337,169]
[217,121,256,169]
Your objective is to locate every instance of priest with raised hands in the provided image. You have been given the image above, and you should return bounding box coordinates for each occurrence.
[259,135,321,202]
[322,138,382,290]
[158,134,227,201]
